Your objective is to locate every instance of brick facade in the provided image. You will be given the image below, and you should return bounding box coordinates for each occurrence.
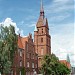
[11,33,38,75]
[60,60,71,69]
[10,0,51,75]
[34,0,51,69]
[21,33,38,75]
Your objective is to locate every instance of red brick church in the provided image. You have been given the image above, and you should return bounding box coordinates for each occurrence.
[11,0,51,75]
[6,0,71,75]
[1,0,71,75]
[34,0,51,69]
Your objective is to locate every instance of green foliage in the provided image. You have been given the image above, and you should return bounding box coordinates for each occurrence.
[0,25,18,74]
[17,67,26,75]
[20,67,26,75]
[41,54,71,75]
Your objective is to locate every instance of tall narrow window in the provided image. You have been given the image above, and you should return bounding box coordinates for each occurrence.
[27,53,29,58]
[20,71,21,75]
[41,38,43,42]
[42,29,43,33]
[42,30,43,33]
[20,60,22,67]
[38,29,39,31]
[20,50,22,57]
[32,63,34,68]
[27,62,29,67]
[32,54,34,59]
[47,39,48,45]
[36,64,37,68]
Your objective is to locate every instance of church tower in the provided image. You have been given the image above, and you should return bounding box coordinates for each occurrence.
[34,0,51,68]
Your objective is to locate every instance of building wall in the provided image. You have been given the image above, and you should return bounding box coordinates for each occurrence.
[34,25,51,69]
[22,34,38,75]
[60,60,71,69]
[71,67,75,75]
[11,47,24,75]
[34,0,51,69]
[9,1,51,74]
[11,34,38,75]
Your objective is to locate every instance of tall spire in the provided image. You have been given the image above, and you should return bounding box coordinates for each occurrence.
[67,54,70,63]
[40,0,44,18]
[40,0,44,12]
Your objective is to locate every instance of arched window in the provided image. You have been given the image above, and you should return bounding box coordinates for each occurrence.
[41,38,43,42]
[42,29,43,33]
[20,50,22,57]
[27,62,29,67]
[42,30,43,33]
[38,29,39,32]
[20,60,22,67]
[32,63,34,68]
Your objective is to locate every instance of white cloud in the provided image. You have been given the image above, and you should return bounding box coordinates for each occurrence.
[53,0,71,4]
[45,0,74,19]
[46,0,74,66]
[49,14,70,22]
[0,18,24,36]
[70,54,75,66]
[51,22,74,66]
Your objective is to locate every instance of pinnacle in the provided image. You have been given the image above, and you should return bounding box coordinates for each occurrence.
[40,0,44,13]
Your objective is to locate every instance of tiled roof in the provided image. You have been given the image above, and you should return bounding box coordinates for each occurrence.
[59,60,71,69]
[60,60,67,63]
[18,35,23,49]
[18,34,29,49]
[21,37,28,49]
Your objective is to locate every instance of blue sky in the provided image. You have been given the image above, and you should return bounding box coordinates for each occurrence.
[0,0,74,66]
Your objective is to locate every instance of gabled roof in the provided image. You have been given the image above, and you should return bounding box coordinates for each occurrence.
[21,36,28,49]
[60,60,67,64]
[40,0,44,13]
[59,59,71,69]
[18,34,23,49]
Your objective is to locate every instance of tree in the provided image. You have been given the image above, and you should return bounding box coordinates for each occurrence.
[58,62,71,75]
[41,54,71,75]
[0,25,18,74]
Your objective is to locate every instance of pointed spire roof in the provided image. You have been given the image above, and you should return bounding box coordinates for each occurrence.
[40,0,44,13]
[40,0,44,18]
[67,54,70,63]
[36,0,49,28]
